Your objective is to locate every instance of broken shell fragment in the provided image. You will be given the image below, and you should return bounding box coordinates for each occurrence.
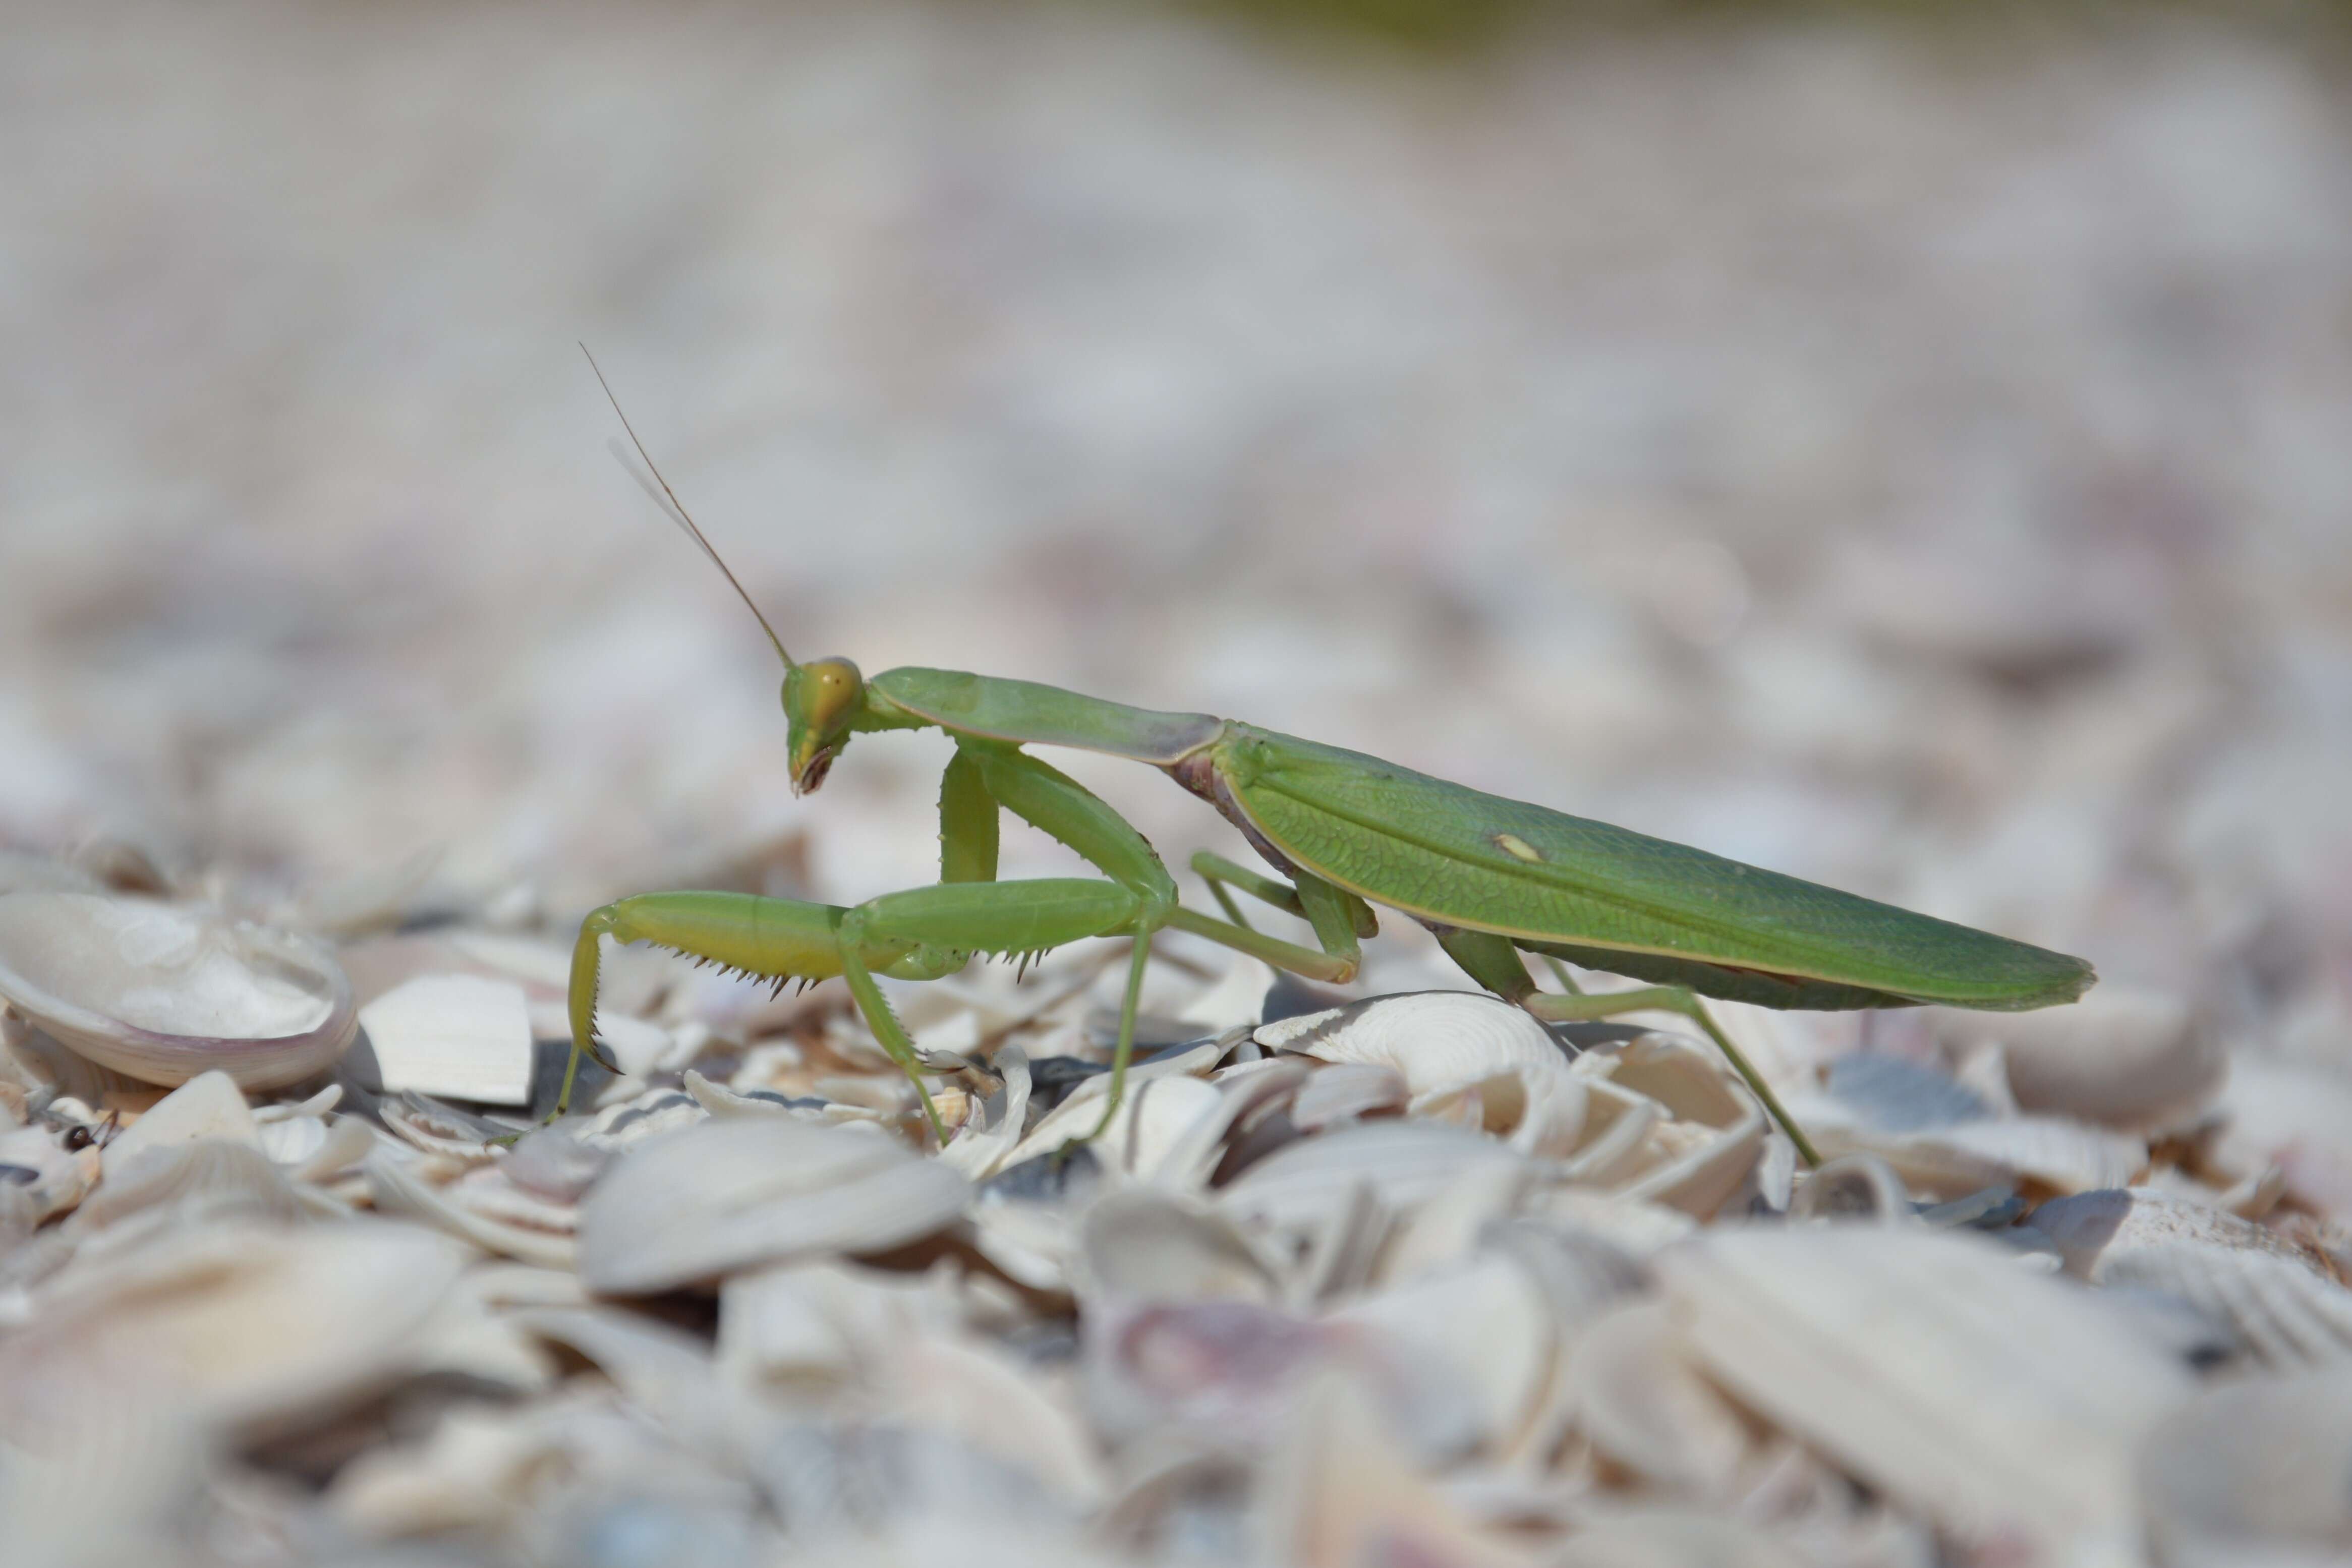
[2139,1368,2352,1568]
[1657,1226,2192,1560]
[0,892,356,1090]
[2031,1186,2352,1368]
[1257,991,1564,1092]
[358,973,536,1107]
[577,1118,971,1294]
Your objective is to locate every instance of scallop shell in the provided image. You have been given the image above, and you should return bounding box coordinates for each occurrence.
[577,1118,972,1294]
[2030,1187,2352,1368]
[1656,1226,2193,1560]
[0,892,356,1090]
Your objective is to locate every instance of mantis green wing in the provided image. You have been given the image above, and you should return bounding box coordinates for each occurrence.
[1211,727,2093,1012]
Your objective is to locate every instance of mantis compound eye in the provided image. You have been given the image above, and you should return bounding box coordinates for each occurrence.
[785,658,865,793]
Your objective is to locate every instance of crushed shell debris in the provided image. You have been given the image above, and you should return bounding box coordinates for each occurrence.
[0,870,2342,1568]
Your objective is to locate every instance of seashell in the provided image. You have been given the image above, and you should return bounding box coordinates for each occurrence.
[100,1069,257,1179]
[1218,1120,1527,1237]
[380,1090,512,1163]
[1555,1513,1810,1568]
[1788,1153,1913,1224]
[1567,1034,1766,1217]
[0,892,356,1090]
[2138,1368,2352,1568]
[1254,1370,1535,1568]
[1656,1226,2193,1562]
[357,973,536,1107]
[1290,1062,1408,1130]
[503,1124,612,1201]
[1257,991,1564,1092]
[506,1304,751,1463]
[2030,1187,2352,1369]
[0,1218,466,1439]
[1783,1072,2146,1199]
[1177,956,1278,1033]
[72,1139,310,1233]
[577,1118,971,1294]
[1520,1188,1700,1257]
[2203,1059,2352,1226]
[0,1117,102,1230]
[940,1044,1034,1181]
[1001,1072,1226,1182]
[1934,984,2219,1130]
[1082,1189,1283,1305]
[886,1329,1106,1505]
[1568,1300,1757,1497]
[1327,1250,1556,1458]
[366,1146,578,1269]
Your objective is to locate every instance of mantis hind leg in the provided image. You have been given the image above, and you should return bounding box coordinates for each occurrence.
[1431,926,1820,1167]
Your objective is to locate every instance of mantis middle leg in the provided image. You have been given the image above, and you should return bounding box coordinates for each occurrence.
[1432,926,1821,1167]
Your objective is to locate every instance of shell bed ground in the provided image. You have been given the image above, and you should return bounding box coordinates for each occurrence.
[6,3,2352,1566]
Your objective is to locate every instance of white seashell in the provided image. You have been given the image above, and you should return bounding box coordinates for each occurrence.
[1656,1226,2194,1561]
[1290,1062,1408,1130]
[1001,1073,1225,1182]
[1327,1251,1555,1458]
[0,892,356,1090]
[365,1147,578,1269]
[2204,1059,2352,1226]
[2138,1368,2352,1568]
[1519,1188,1700,1257]
[1218,1120,1527,1236]
[73,1139,310,1233]
[358,974,535,1107]
[1179,956,1278,1032]
[577,1118,971,1294]
[1253,1370,1535,1568]
[1935,985,2218,1129]
[1257,991,1563,1094]
[1555,1513,1810,1568]
[101,1069,258,1179]
[1080,1188,1281,1305]
[1571,1035,1767,1217]
[1782,1086,2146,1199]
[2031,1187,2352,1369]
[940,1044,1033,1181]
[0,1119,102,1229]
[1568,1300,1756,1497]
[0,1218,466,1439]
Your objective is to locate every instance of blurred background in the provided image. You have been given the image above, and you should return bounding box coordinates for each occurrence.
[3,0,2348,1047]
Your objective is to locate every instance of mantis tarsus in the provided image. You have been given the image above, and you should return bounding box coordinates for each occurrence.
[563,356,2095,1168]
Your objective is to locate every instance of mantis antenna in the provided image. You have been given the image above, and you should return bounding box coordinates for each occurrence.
[581,343,796,670]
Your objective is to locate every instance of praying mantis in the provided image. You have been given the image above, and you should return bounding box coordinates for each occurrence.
[563,357,2095,1167]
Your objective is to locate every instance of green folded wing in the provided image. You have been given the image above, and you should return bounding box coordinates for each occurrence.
[1217,727,2093,1012]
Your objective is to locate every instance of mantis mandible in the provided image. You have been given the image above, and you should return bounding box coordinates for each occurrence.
[563,355,2095,1167]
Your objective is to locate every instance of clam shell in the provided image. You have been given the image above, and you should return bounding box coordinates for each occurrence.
[0,1218,467,1439]
[0,892,356,1090]
[1569,1300,1757,1497]
[1218,1120,1527,1236]
[2139,1369,2352,1568]
[577,1118,971,1294]
[1656,1226,2194,1560]
[1256,991,1564,1092]
[2032,1187,2352,1368]
[1935,985,2218,1129]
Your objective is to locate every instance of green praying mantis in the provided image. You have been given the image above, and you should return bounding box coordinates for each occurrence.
[563,357,2096,1168]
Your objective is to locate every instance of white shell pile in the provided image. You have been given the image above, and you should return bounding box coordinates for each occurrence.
[1,875,2345,1568]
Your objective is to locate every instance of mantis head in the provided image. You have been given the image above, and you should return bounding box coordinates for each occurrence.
[784,658,863,794]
